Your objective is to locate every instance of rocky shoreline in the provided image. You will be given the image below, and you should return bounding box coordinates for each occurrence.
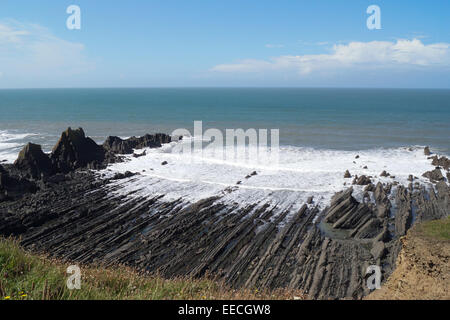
[0,127,449,299]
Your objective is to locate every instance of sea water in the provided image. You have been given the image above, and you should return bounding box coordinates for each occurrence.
[1,88,448,209]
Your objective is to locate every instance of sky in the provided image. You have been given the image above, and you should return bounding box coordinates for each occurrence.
[0,0,449,88]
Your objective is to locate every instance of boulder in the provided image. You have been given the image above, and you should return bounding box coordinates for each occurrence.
[352,175,371,186]
[344,170,351,178]
[14,143,53,179]
[51,127,106,173]
[133,150,147,158]
[424,146,431,156]
[111,171,137,180]
[380,170,390,177]
[422,168,445,183]
[431,156,450,171]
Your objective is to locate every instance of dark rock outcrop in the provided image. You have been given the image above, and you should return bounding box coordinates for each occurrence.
[431,156,450,171]
[422,168,445,182]
[424,146,431,156]
[0,164,37,201]
[353,175,372,185]
[103,134,171,155]
[380,171,390,177]
[111,171,138,180]
[344,170,351,178]
[14,143,53,179]
[51,127,106,173]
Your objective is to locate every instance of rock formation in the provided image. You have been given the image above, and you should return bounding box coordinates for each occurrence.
[353,175,372,185]
[422,168,445,182]
[431,155,450,171]
[103,134,171,155]
[14,143,53,179]
[51,127,106,172]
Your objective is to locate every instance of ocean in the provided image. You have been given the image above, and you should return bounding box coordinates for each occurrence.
[1,87,448,214]
[1,88,449,158]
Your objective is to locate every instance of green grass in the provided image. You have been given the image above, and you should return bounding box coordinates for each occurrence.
[0,237,304,300]
[417,216,450,241]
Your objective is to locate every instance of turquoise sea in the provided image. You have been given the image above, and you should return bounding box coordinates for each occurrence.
[0,88,449,161]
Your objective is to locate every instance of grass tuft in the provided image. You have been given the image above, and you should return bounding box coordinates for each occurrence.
[0,237,304,300]
[417,216,450,241]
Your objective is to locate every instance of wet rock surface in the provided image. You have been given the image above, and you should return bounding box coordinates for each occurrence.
[0,129,449,300]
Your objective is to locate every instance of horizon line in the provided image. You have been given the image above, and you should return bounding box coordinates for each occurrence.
[1,86,450,90]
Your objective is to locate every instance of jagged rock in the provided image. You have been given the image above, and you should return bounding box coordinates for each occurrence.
[161,161,168,166]
[14,143,53,179]
[422,168,445,182]
[353,175,371,185]
[364,183,375,192]
[306,196,314,204]
[51,128,106,173]
[344,170,351,178]
[111,171,137,180]
[103,134,171,155]
[431,156,450,171]
[133,150,147,158]
[447,172,450,182]
[424,146,431,156]
[103,136,134,154]
[407,175,414,182]
[380,170,390,177]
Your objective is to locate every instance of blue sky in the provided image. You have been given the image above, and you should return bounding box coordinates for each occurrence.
[0,0,449,88]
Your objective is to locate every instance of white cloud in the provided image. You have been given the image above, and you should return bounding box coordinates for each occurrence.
[211,39,450,75]
[0,20,92,86]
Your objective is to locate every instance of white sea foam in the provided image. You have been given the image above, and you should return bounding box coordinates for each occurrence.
[0,130,37,163]
[102,141,445,221]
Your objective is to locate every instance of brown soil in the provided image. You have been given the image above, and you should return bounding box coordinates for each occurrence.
[366,221,449,300]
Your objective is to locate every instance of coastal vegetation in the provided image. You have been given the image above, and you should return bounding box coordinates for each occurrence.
[0,237,304,300]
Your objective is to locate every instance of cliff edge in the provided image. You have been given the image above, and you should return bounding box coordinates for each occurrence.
[366,217,449,300]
